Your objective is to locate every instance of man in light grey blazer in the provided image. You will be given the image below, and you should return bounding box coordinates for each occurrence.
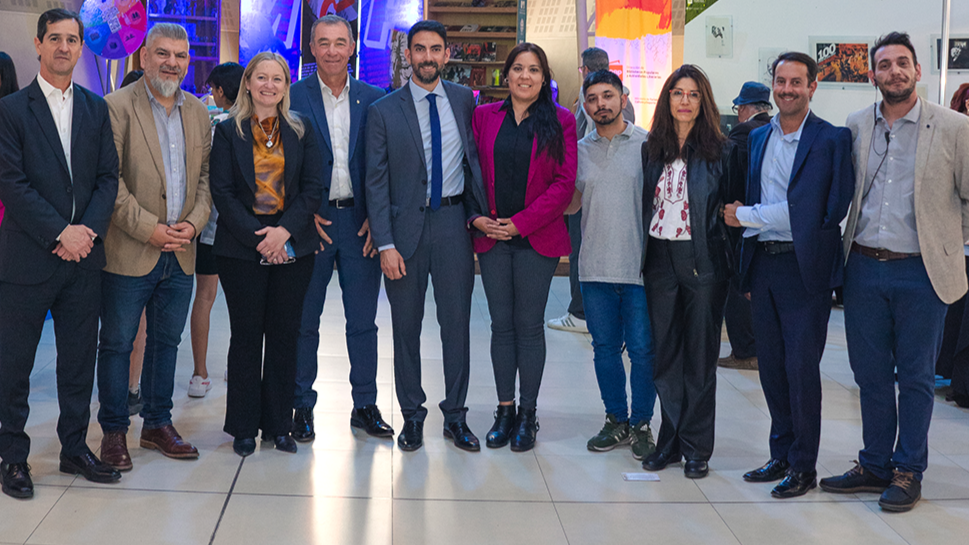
[820,32,969,513]
[365,20,487,453]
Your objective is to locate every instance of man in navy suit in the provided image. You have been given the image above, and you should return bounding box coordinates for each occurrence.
[725,52,854,498]
[0,9,122,499]
[289,15,392,441]
[365,20,488,452]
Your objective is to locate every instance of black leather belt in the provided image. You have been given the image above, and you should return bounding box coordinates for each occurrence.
[759,241,795,255]
[851,242,920,261]
[329,198,354,208]
[426,195,463,207]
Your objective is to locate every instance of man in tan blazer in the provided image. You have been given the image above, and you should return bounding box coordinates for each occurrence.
[96,23,211,471]
[820,32,969,513]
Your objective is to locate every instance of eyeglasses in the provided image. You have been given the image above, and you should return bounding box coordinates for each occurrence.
[670,89,701,103]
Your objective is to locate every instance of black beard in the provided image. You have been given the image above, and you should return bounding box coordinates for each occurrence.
[593,111,622,127]
[880,80,916,105]
[414,62,441,84]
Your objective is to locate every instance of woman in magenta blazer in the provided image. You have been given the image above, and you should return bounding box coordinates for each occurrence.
[471,42,577,452]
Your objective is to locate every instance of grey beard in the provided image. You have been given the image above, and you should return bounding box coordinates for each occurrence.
[149,74,182,97]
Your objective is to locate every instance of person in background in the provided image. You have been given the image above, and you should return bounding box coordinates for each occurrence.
[719,81,772,371]
[725,52,854,499]
[289,15,392,442]
[569,70,656,461]
[98,23,211,471]
[185,61,244,398]
[547,46,634,335]
[0,52,21,230]
[471,43,576,452]
[209,52,322,457]
[937,82,969,409]
[0,9,121,499]
[640,65,732,480]
[821,32,969,513]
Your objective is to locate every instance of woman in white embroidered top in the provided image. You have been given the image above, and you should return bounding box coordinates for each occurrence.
[639,64,733,480]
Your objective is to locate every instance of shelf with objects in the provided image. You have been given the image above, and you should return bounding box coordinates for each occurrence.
[146,0,221,96]
[424,0,523,105]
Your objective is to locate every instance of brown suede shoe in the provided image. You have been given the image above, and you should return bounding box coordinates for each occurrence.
[140,425,199,459]
[100,431,133,471]
[717,353,758,370]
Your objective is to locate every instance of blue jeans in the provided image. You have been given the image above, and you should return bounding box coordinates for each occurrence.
[581,281,657,424]
[844,253,948,481]
[97,253,194,432]
[295,206,382,410]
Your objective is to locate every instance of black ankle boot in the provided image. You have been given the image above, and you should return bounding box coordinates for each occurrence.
[510,407,539,452]
[486,404,516,448]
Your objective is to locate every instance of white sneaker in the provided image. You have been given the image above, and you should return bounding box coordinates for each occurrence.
[546,313,588,333]
[188,375,213,398]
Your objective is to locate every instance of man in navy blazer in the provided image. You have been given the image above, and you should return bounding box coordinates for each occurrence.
[0,9,122,499]
[289,15,393,442]
[725,52,854,498]
[365,20,487,452]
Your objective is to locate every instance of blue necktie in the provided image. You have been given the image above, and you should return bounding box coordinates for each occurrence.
[426,94,443,211]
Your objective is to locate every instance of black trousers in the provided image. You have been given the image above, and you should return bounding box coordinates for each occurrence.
[0,262,100,463]
[644,239,728,461]
[567,211,584,319]
[383,205,474,424]
[938,256,969,397]
[749,248,830,473]
[218,255,314,439]
[478,241,559,410]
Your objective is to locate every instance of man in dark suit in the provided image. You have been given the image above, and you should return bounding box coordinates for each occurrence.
[0,9,122,499]
[719,81,772,371]
[725,52,854,498]
[365,20,488,452]
[290,15,392,441]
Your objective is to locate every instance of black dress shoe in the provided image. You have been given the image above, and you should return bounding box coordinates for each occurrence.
[350,405,395,437]
[772,470,817,498]
[684,459,709,479]
[1,462,33,499]
[398,420,424,451]
[486,404,516,448]
[744,458,791,482]
[643,450,682,471]
[292,407,315,442]
[233,438,256,457]
[59,451,121,483]
[443,421,480,452]
[510,407,539,452]
[269,435,297,453]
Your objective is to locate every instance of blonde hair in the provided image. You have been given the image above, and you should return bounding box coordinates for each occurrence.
[230,52,304,139]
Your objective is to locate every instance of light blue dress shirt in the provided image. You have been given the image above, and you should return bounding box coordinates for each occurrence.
[408,79,465,200]
[737,111,810,242]
[145,80,187,225]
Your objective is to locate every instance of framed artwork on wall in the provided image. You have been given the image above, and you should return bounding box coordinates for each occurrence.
[930,35,969,73]
[809,36,874,88]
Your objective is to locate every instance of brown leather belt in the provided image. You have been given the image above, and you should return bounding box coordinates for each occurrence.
[851,243,920,261]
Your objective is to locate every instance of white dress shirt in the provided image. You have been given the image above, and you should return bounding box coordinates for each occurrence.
[318,73,353,200]
[37,72,75,221]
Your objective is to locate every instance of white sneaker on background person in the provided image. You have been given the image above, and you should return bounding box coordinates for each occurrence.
[546,313,589,333]
[187,375,213,398]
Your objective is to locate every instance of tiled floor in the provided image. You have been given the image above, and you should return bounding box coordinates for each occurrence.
[4,277,969,545]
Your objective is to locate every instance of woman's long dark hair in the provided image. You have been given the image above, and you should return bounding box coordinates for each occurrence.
[646,64,724,164]
[0,52,19,99]
[502,43,565,164]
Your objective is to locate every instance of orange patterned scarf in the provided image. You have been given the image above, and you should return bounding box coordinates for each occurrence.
[251,116,285,215]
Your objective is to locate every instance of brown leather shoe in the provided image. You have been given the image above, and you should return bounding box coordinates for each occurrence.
[140,425,199,459]
[100,431,133,471]
[717,353,758,370]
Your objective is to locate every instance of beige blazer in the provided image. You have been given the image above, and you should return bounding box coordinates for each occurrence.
[844,99,969,304]
[104,82,211,277]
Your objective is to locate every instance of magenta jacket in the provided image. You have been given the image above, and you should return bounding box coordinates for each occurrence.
[471,101,577,257]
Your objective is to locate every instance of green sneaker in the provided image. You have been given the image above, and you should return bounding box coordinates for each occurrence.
[630,420,656,460]
[587,414,631,451]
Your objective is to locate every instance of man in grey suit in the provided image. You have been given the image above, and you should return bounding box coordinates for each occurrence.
[365,20,487,452]
[820,32,969,512]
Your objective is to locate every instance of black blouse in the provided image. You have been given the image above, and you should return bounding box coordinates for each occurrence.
[493,100,534,247]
